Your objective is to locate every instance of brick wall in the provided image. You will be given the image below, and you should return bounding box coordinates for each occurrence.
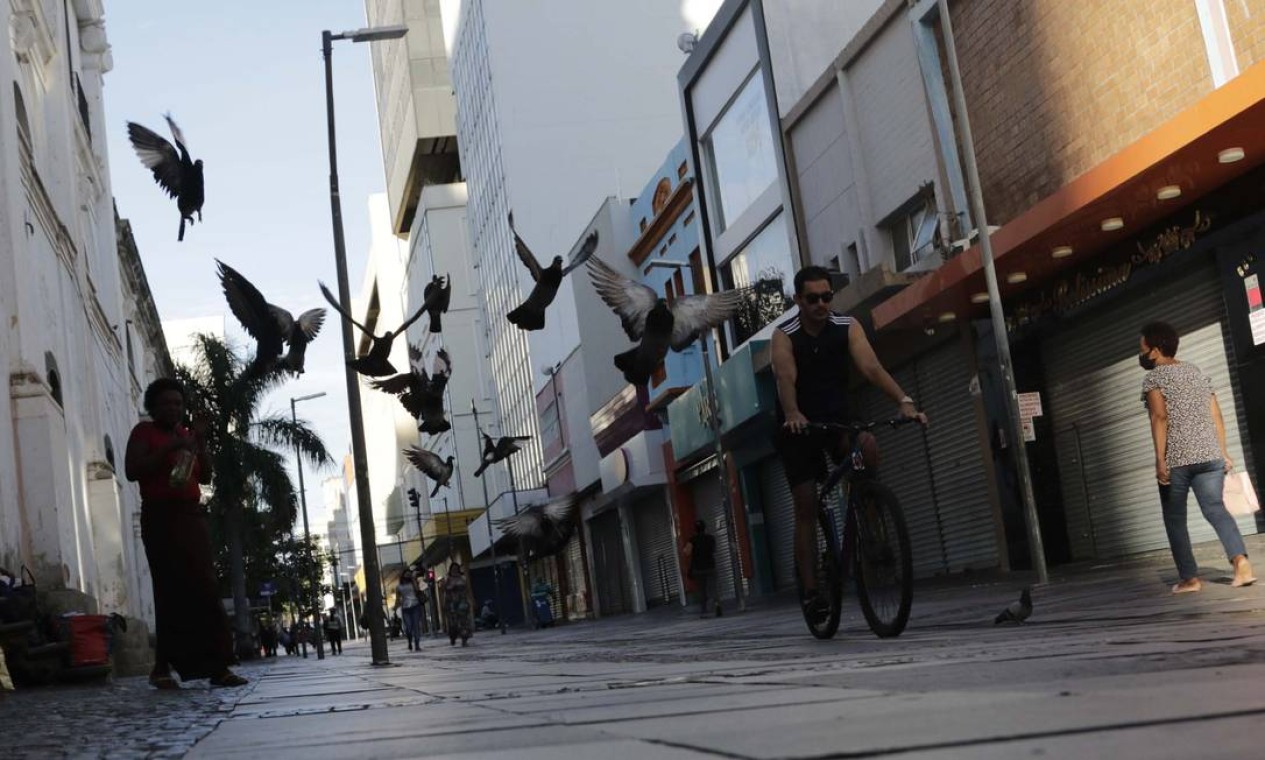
[1226,0,1265,71]
[945,0,1214,226]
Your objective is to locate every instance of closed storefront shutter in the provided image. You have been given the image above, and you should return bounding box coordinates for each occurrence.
[691,472,737,600]
[563,530,588,619]
[862,365,950,577]
[915,343,999,572]
[1044,267,1257,558]
[760,458,798,590]
[589,509,631,616]
[633,496,680,606]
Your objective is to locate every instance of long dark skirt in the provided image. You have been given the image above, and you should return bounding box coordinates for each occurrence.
[141,499,234,681]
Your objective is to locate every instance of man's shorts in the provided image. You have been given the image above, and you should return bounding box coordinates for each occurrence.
[776,426,849,488]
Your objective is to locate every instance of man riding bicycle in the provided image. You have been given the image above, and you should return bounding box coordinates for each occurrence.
[771,266,926,620]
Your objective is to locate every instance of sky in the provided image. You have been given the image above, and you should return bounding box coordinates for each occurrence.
[103,1,387,530]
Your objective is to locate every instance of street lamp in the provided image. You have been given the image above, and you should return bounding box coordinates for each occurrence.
[291,391,328,659]
[934,0,1047,583]
[645,259,745,612]
[321,23,409,665]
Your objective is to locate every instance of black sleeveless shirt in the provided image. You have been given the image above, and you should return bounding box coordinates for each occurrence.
[776,311,854,423]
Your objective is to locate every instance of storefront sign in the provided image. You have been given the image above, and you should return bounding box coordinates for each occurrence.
[1009,211,1213,330]
[1246,273,1265,346]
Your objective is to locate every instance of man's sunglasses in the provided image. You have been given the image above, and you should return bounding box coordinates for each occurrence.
[801,292,834,305]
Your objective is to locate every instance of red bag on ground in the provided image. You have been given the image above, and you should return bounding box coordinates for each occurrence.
[61,615,110,667]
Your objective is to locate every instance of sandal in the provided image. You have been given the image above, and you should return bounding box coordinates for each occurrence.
[209,671,249,687]
[149,674,180,690]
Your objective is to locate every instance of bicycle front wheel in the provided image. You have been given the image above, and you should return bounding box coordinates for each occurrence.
[851,480,913,638]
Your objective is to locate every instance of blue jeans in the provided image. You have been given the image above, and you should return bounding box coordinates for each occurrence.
[401,605,423,647]
[1160,459,1248,581]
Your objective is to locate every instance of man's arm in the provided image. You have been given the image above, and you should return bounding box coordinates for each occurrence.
[848,321,924,422]
[1146,388,1170,485]
[772,329,809,432]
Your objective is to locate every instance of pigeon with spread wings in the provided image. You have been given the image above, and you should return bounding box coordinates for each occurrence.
[404,446,454,498]
[505,214,599,331]
[217,261,325,376]
[370,346,452,434]
[319,282,437,377]
[423,275,452,333]
[126,115,204,241]
[587,257,750,386]
[494,496,578,560]
[473,432,531,477]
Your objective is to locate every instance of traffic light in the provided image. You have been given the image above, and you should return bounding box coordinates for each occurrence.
[407,488,420,509]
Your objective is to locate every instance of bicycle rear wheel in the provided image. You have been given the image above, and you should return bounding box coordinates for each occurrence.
[798,501,844,639]
[851,480,913,638]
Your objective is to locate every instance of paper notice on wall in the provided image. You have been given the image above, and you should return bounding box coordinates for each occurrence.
[1017,392,1043,443]
[1251,310,1265,347]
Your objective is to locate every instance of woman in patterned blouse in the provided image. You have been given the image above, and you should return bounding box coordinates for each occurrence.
[1141,321,1255,593]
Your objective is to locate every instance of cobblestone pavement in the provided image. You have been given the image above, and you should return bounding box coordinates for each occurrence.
[0,659,272,759]
[5,539,1265,758]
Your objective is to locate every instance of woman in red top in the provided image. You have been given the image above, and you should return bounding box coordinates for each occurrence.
[125,378,246,688]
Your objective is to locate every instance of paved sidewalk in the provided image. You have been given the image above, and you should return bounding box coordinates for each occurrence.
[4,539,1264,759]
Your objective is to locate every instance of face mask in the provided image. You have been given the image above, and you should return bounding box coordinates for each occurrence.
[1139,351,1157,371]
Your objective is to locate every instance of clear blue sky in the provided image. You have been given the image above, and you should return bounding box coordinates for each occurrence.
[104,1,386,529]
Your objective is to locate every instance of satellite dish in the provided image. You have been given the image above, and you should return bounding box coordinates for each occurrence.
[677,32,698,54]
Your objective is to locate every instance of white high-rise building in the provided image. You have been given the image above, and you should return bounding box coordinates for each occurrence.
[441,0,702,488]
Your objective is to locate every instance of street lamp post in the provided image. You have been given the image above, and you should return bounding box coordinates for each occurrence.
[321,23,409,665]
[646,260,745,611]
[934,0,1047,583]
[471,400,508,633]
[291,392,328,659]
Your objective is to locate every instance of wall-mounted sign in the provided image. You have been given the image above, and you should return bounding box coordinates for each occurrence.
[1245,272,1265,347]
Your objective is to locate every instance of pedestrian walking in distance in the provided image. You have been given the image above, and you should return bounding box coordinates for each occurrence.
[1140,321,1256,593]
[395,569,425,651]
[323,612,344,655]
[124,378,246,689]
[686,520,721,618]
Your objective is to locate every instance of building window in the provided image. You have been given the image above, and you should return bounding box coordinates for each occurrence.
[44,352,63,407]
[651,178,672,215]
[703,71,779,232]
[885,196,938,272]
[721,214,794,345]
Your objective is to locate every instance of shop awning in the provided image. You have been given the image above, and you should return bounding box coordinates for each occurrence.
[872,61,1265,332]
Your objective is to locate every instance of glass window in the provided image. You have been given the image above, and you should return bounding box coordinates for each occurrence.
[887,196,939,272]
[722,214,794,345]
[703,72,778,231]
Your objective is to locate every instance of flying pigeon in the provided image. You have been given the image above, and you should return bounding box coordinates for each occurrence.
[993,587,1033,625]
[423,275,451,333]
[217,261,325,376]
[494,496,578,560]
[473,433,531,477]
[318,282,437,377]
[404,446,454,498]
[505,214,599,331]
[373,345,452,434]
[126,115,203,241]
[587,257,750,386]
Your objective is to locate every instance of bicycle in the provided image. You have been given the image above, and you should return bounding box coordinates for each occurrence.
[798,419,917,639]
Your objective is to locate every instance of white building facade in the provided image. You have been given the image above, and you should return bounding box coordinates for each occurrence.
[1,0,171,627]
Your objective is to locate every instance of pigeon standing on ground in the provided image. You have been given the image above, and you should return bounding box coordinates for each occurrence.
[494,496,578,560]
[318,283,437,377]
[473,432,531,477]
[994,587,1033,625]
[505,214,599,331]
[587,257,751,386]
[126,115,203,241]
[423,275,451,333]
[217,261,326,376]
[404,447,454,498]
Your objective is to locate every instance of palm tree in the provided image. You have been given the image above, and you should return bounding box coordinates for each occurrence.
[174,334,331,658]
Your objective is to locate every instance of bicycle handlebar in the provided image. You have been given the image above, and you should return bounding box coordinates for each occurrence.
[805,418,922,434]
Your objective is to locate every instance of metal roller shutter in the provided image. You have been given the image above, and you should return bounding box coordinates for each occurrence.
[862,365,950,577]
[1044,267,1257,558]
[760,458,797,590]
[916,343,999,572]
[692,473,738,600]
[633,497,680,606]
[590,510,631,616]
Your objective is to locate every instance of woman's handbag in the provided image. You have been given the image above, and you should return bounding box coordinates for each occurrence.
[1224,472,1260,517]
